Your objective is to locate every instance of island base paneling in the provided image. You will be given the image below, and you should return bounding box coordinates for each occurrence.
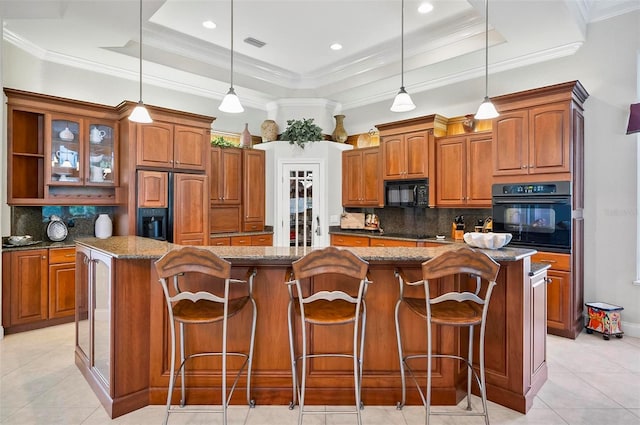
[141,261,543,414]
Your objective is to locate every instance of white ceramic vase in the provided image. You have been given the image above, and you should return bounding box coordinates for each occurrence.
[95,214,112,239]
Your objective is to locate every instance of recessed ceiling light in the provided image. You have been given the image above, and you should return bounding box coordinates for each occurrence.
[330,43,343,51]
[202,20,216,29]
[418,2,434,14]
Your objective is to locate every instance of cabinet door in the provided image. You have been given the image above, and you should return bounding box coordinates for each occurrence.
[342,150,363,206]
[405,132,429,178]
[137,122,174,168]
[361,148,382,206]
[230,235,252,246]
[210,206,241,233]
[466,134,493,206]
[48,114,84,186]
[174,125,207,171]
[174,173,209,245]
[137,170,168,208]
[545,269,571,334]
[48,261,76,319]
[92,249,112,390]
[9,249,48,325]
[242,149,265,232]
[436,136,465,206]
[530,270,547,377]
[210,147,242,205]
[529,103,570,174]
[85,119,117,186]
[76,247,90,361]
[381,135,405,180]
[493,110,528,176]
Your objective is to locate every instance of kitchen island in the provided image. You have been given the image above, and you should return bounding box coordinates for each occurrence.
[74,236,547,418]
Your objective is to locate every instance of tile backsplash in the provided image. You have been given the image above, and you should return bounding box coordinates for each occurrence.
[346,206,492,236]
[10,206,116,241]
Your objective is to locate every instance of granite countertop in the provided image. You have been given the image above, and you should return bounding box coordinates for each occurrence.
[76,236,537,263]
[2,238,79,252]
[531,262,552,276]
[330,228,453,244]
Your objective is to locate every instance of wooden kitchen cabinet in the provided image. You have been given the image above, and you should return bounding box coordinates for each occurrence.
[330,234,370,247]
[8,249,48,326]
[136,122,208,171]
[492,82,587,183]
[209,147,242,205]
[1,247,77,334]
[173,174,209,245]
[209,236,232,246]
[436,132,492,207]
[209,233,272,246]
[342,147,383,207]
[5,88,120,205]
[242,149,266,232]
[532,251,577,338]
[137,170,168,208]
[529,267,548,385]
[48,247,77,319]
[210,206,241,234]
[381,131,431,180]
[250,234,273,246]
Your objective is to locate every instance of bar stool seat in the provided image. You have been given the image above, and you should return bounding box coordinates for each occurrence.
[395,247,500,425]
[155,246,257,425]
[286,246,371,425]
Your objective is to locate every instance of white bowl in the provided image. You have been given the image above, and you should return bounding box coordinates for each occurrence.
[463,232,512,249]
[90,154,103,163]
[8,235,33,245]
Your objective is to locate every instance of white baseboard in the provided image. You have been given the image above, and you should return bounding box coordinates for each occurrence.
[622,320,640,338]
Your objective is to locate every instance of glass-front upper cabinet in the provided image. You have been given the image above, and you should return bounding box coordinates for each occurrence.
[49,115,83,185]
[47,115,118,187]
[86,119,117,186]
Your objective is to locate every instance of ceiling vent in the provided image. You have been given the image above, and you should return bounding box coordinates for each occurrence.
[244,37,266,48]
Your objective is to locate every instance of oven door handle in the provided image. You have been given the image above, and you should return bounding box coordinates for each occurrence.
[493,198,569,205]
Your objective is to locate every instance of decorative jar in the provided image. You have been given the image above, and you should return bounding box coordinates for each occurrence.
[260,119,278,142]
[95,214,112,239]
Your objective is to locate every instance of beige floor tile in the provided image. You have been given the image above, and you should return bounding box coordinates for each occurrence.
[536,371,621,409]
[245,405,325,425]
[573,372,640,408]
[326,405,406,425]
[0,406,98,425]
[630,409,640,418]
[553,408,640,424]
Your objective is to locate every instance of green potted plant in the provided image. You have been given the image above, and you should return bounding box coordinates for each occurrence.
[279,118,323,148]
[210,136,237,148]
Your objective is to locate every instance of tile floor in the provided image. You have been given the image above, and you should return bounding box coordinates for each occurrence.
[1,323,639,424]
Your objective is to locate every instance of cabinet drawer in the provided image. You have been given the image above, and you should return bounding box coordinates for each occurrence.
[251,234,273,246]
[242,222,264,232]
[49,248,76,264]
[209,236,231,246]
[231,236,251,246]
[370,238,416,247]
[331,234,370,247]
[532,251,570,271]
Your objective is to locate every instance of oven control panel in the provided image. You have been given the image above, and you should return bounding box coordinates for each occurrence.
[493,181,571,196]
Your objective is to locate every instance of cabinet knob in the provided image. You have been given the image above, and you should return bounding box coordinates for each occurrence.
[544,277,553,284]
[42,256,46,259]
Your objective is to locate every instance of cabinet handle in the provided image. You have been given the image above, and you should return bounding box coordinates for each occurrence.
[539,259,557,263]
[544,277,553,284]
[65,254,75,257]
[42,256,46,259]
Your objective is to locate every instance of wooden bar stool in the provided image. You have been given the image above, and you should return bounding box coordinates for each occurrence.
[286,246,371,425]
[394,247,500,425]
[154,246,257,425]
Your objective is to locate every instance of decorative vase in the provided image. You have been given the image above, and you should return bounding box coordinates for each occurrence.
[95,214,112,239]
[332,114,348,143]
[462,114,476,132]
[260,119,278,142]
[240,123,252,148]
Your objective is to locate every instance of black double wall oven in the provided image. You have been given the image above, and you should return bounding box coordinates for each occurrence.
[492,181,572,253]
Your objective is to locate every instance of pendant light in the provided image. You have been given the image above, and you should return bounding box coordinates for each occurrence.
[128,0,153,123]
[219,0,244,113]
[474,0,499,120]
[390,0,415,112]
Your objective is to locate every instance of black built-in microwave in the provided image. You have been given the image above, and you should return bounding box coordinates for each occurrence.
[384,179,429,207]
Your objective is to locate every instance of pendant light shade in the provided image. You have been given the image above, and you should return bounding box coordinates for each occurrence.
[219,0,244,113]
[474,0,498,120]
[391,0,415,113]
[128,0,152,123]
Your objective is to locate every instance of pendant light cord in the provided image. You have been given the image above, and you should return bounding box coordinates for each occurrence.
[400,0,405,88]
[484,0,489,97]
[230,0,234,88]
[138,0,143,102]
